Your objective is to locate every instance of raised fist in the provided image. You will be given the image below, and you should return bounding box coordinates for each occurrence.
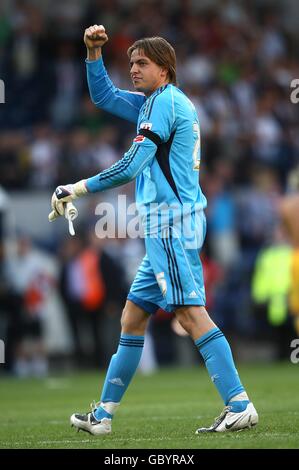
[84,24,108,49]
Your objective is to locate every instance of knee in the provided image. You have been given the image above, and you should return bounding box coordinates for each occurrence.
[120,307,135,331]
[175,308,195,334]
[174,305,213,338]
[120,306,148,335]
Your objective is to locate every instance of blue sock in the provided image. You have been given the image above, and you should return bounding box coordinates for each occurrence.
[228,400,249,413]
[195,327,245,405]
[94,334,144,421]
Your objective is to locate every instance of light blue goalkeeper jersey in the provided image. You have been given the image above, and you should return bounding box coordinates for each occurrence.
[85,57,207,236]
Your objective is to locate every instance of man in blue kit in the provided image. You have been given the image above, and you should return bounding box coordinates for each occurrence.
[49,25,258,435]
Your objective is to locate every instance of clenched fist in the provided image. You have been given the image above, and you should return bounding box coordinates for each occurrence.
[84,24,108,50]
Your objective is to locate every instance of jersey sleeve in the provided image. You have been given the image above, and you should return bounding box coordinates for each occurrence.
[85,136,157,193]
[84,87,175,193]
[138,87,175,142]
[86,57,146,124]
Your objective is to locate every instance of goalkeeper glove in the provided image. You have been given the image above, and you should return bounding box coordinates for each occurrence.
[49,180,88,220]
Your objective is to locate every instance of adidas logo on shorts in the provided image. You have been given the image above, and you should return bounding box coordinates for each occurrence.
[188,290,198,298]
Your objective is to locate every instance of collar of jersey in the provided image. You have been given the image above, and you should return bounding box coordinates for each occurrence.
[146,84,169,101]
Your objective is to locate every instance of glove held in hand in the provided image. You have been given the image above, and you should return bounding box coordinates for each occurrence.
[50,180,87,218]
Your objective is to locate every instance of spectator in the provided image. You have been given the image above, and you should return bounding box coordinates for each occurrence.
[6,235,56,377]
[59,231,127,368]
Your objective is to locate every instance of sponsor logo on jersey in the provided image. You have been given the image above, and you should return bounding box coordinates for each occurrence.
[140,122,152,130]
[133,134,145,143]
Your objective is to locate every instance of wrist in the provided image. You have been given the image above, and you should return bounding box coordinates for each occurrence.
[73,180,88,197]
[86,48,102,61]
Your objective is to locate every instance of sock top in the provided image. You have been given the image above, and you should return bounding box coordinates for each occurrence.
[228,400,250,413]
[120,334,145,341]
[194,327,222,348]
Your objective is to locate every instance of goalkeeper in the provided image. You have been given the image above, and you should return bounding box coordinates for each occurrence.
[50,25,258,434]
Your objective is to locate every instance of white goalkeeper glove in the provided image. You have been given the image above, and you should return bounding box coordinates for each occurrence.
[48,180,88,221]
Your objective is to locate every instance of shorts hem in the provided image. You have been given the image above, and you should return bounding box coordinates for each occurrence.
[170,302,206,310]
[127,293,159,315]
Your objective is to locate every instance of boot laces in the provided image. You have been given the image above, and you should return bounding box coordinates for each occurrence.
[90,400,101,412]
[212,406,232,427]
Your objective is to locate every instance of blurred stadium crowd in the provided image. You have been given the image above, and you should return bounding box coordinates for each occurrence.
[1,0,299,376]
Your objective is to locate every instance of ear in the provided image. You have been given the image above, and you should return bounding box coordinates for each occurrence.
[160,67,168,79]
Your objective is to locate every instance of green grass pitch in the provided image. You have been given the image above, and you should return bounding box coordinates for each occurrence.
[0,362,298,449]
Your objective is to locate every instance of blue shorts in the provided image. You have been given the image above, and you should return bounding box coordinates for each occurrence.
[127,212,207,314]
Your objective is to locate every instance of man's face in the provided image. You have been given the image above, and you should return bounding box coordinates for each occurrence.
[129,49,167,95]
